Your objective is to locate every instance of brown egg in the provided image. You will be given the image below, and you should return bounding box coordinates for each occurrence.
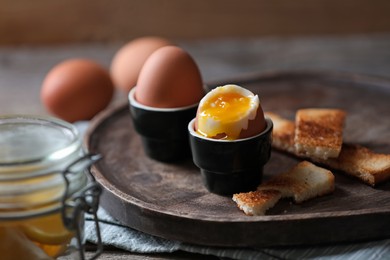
[195,107,267,140]
[110,37,173,93]
[194,84,266,140]
[41,59,114,122]
[135,46,205,108]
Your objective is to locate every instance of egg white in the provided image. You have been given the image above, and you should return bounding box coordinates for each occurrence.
[196,84,259,139]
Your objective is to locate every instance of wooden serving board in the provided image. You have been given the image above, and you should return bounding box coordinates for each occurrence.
[85,71,390,247]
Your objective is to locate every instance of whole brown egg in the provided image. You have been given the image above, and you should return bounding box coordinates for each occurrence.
[41,59,114,122]
[135,46,205,108]
[110,37,173,93]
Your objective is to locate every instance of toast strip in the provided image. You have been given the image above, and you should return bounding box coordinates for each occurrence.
[258,161,335,203]
[265,112,295,154]
[232,190,282,216]
[315,144,390,186]
[233,161,334,215]
[266,112,390,186]
[294,109,346,159]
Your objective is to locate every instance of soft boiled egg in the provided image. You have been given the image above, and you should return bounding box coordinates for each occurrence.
[195,84,266,140]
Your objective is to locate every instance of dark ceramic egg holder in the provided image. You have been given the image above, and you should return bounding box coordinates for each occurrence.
[129,87,273,195]
[188,118,273,195]
[129,87,198,162]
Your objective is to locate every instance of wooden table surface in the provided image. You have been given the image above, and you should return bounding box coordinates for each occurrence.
[1,34,390,259]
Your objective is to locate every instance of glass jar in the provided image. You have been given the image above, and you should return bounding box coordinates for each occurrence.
[0,115,102,260]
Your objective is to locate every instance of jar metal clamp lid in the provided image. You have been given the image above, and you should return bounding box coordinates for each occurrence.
[61,153,103,260]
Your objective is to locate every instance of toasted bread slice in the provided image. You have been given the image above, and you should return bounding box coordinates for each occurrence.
[315,144,390,186]
[267,111,390,186]
[232,190,282,216]
[233,161,334,215]
[258,161,335,203]
[294,109,346,160]
[265,112,296,154]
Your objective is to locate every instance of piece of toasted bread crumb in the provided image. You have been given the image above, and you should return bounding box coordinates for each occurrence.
[295,109,346,160]
[233,190,282,216]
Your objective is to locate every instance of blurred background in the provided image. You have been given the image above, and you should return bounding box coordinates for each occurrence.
[1,0,390,44]
[1,0,390,115]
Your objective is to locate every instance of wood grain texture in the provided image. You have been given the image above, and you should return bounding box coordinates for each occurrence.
[1,0,390,45]
[85,71,390,247]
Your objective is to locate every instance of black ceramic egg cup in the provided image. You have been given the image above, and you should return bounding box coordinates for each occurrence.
[188,118,273,195]
[129,87,198,162]
[129,87,273,195]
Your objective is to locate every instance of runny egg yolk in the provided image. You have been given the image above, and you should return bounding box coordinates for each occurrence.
[196,84,259,140]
